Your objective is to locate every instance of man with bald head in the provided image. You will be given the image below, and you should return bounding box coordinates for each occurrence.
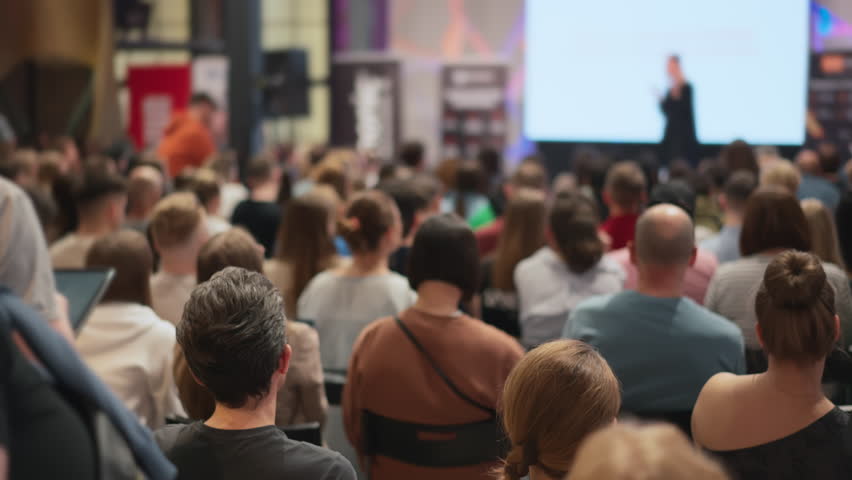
[124,163,165,233]
[564,204,744,414]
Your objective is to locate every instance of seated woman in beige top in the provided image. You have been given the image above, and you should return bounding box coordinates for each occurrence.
[264,188,346,319]
[173,228,327,427]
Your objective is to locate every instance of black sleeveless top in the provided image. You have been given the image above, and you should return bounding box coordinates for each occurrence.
[710,408,852,480]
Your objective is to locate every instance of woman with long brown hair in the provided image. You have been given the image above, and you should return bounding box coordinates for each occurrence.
[801,198,846,271]
[265,188,346,318]
[499,339,621,480]
[476,189,547,337]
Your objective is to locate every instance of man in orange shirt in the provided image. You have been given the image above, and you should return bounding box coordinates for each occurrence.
[157,93,217,178]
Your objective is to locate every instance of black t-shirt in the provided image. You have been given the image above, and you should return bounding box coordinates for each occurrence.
[230,200,281,258]
[155,422,356,480]
[478,259,520,338]
[1,329,97,480]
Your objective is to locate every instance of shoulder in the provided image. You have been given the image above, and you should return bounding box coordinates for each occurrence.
[570,293,618,321]
[596,255,627,278]
[288,320,318,347]
[683,300,742,338]
[153,423,192,453]
[282,439,357,479]
[692,372,744,445]
[823,263,850,288]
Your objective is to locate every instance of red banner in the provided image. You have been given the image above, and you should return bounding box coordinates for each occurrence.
[127,65,191,149]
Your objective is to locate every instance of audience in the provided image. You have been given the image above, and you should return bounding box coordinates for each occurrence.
[516,194,625,349]
[149,192,208,324]
[568,423,730,480]
[802,198,846,270]
[231,154,282,257]
[607,181,719,304]
[600,161,647,250]
[798,146,841,210]
[173,228,327,429]
[265,190,346,318]
[478,189,547,338]
[123,164,164,234]
[475,160,548,257]
[156,92,217,178]
[50,171,127,268]
[835,191,852,273]
[297,190,414,373]
[705,188,852,368]
[398,140,426,172]
[77,230,184,429]
[379,175,441,275]
[700,171,757,264]
[205,150,248,220]
[719,139,760,177]
[442,160,492,227]
[189,168,230,236]
[565,204,744,414]
[694,251,852,478]
[760,159,801,195]
[343,213,524,480]
[156,267,356,479]
[500,340,621,480]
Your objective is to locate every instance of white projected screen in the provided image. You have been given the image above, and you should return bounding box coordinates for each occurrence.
[524,0,810,145]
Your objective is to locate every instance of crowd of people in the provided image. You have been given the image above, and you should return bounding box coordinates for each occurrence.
[2,102,852,480]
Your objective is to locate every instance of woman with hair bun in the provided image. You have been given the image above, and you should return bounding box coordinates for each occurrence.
[499,340,620,480]
[693,251,852,479]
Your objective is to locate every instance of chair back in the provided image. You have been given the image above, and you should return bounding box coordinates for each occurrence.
[281,422,322,446]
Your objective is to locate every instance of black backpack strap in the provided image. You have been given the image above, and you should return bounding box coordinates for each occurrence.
[394,316,495,417]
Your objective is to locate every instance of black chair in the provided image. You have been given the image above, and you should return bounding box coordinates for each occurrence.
[362,410,506,468]
[281,422,322,446]
[626,411,693,437]
[324,369,347,406]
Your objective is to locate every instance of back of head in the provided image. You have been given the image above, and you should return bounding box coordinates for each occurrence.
[510,160,548,191]
[312,155,350,201]
[477,147,502,179]
[205,150,238,180]
[245,154,274,186]
[817,142,842,175]
[340,190,398,254]
[379,178,430,238]
[86,230,153,306]
[501,340,620,480]
[567,423,730,480]
[648,180,696,218]
[634,204,695,267]
[74,170,128,217]
[604,161,646,209]
[760,160,801,195]
[755,251,837,365]
[197,228,263,283]
[190,168,221,210]
[189,92,217,110]
[127,165,164,215]
[720,139,759,177]
[492,189,547,290]
[408,213,479,300]
[549,194,604,274]
[399,141,425,169]
[722,171,757,212]
[740,187,810,256]
[801,199,845,269]
[180,267,285,409]
[149,192,205,251]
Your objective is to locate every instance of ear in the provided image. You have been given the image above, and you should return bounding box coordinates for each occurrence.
[756,323,765,350]
[602,190,612,207]
[278,344,292,376]
[628,241,638,266]
[688,247,697,267]
[835,315,842,342]
[717,193,728,211]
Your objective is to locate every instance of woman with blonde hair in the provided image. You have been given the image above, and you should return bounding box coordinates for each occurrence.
[477,189,547,337]
[500,339,621,480]
[567,423,730,480]
[801,198,846,270]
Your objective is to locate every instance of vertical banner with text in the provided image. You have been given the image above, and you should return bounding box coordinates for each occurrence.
[808,53,852,151]
[440,62,508,160]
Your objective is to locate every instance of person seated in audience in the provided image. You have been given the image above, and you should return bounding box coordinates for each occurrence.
[693,159,727,237]
[835,192,852,275]
[0,148,38,188]
[189,168,230,236]
[298,190,415,373]
[149,192,209,325]
[265,190,346,318]
[156,92,217,178]
[693,251,852,479]
[760,159,801,195]
[802,198,846,270]
[477,189,547,338]
[379,175,441,275]
[50,170,127,268]
[565,204,745,414]
[607,181,718,304]
[700,171,757,264]
[123,164,165,234]
[499,340,620,480]
[798,145,841,210]
[231,154,282,257]
[77,230,184,429]
[568,423,730,480]
[174,228,327,429]
[441,160,492,227]
[600,161,647,250]
[156,267,356,479]
[343,213,524,480]
[516,194,625,349]
[705,188,852,369]
[719,139,760,177]
[205,150,248,221]
[475,160,548,257]
[398,140,426,172]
